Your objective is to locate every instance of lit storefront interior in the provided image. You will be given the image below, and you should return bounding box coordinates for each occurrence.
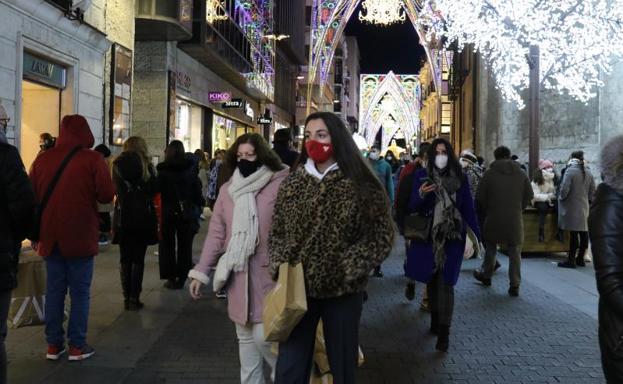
[171,98,203,153]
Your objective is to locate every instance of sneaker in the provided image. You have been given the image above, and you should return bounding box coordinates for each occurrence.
[46,345,66,361]
[216,289,227,299]
[98,235,109,246]
[68,344,95,361]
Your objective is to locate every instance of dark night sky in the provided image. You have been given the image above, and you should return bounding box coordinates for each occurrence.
[344,5,427,75]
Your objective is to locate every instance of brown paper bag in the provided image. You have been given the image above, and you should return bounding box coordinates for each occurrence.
[311,321,365,383]
[263,262,307,342]
[8,252,46,328]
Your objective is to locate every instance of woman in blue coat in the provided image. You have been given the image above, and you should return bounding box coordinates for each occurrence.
[405,137,480,352]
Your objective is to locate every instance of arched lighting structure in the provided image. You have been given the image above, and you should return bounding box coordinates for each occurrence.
[307,0,442,115]
[359,72,421,153]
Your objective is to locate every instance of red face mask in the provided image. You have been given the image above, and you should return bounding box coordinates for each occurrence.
[305,140,334,164]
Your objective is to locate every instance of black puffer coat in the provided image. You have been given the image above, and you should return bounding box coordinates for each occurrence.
[112,152,157,244]
[589,183,623,383]
[156,158,205,231]
[0,143,35,292]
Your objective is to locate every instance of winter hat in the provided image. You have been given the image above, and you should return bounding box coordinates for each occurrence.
[538,159,554,170]
[460,150,478,164]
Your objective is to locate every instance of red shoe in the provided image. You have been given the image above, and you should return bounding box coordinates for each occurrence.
[68,344,96,361]
[46,345,66,361]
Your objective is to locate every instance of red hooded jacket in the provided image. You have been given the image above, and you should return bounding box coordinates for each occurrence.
[29,115,115,257]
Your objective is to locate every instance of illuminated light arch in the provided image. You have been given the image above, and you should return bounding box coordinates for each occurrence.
[359,72,421,152]
[308,0,441,112]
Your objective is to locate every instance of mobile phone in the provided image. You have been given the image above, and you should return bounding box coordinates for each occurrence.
[420,177,435,184]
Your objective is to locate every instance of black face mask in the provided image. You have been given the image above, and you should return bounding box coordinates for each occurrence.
[238,159,262,178]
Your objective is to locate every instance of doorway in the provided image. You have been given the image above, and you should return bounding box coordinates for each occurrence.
[21,80,62,170]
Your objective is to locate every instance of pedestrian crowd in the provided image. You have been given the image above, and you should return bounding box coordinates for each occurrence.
[0,108,622,383]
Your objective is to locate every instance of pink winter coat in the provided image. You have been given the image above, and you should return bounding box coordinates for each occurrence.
[191,167,289,325]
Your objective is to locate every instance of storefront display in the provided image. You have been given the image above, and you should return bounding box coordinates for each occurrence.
[171,99,203,152]
[110,44,132,146]
[212,112,256,155]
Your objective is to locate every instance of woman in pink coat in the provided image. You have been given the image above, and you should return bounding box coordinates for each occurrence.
[188,133,289,384]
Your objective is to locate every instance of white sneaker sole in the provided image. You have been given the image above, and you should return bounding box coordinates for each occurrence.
[46,350,66,360]
[68,351,95,361]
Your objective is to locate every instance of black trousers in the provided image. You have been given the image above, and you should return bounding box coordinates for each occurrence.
[119,241,148,300]
[534,202,550,232]
[569,231,589,254]
[158,218,195,282]
[275,293,363,384]
[0,290,10,384]
[427,269,454,327]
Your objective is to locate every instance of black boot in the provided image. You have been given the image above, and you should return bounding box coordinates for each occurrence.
[558,249,577,269]
[372,266,384,278]
[576,249,587,267]
[430,312,439,335]
[128,263,145,311]
[538,227,545,242]
[120,263,132,310]
[436,325,449,352]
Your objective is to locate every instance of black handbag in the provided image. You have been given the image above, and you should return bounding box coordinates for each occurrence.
[29,146,81,242]
[403,213,432,242]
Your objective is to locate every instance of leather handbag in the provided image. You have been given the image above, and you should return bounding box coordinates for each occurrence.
[403,213,432,242]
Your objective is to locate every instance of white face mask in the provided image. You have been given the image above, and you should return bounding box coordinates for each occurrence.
[369,152,379,161]
[435,154,449,170]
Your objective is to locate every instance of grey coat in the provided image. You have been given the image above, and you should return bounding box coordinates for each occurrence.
[476,159,533,245]
[558,164,595,232]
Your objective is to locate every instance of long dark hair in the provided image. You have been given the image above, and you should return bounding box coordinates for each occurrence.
[165,140,186,163]
[533,167,560,186]
[426,137,463,180]
[570,150,586,178]
[299,112,387,206]
[222,133,283,180]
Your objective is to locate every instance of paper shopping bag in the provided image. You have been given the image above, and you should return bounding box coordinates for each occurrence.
[263,262,307,342]
[8,252,46,328]
[313,320,365,376]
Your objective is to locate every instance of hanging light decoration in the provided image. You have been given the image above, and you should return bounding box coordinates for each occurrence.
[358,0,406,26]
[206,0,228,25]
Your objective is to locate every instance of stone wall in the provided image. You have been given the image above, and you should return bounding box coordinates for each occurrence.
[475,57,621,173]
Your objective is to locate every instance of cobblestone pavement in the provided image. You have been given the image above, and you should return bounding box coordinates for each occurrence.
[121,241,604,384]
[8,235,605,383]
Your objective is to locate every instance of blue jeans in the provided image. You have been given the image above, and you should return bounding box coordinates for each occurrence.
[44,250,94,348]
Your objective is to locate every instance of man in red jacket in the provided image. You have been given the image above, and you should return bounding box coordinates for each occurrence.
[29,115,115,361]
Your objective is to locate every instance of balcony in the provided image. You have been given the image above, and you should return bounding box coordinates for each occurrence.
[135,0,193,41]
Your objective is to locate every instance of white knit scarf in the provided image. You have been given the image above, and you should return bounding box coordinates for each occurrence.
[213,166,273,291]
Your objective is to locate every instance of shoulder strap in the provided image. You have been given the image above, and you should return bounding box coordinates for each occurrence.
[38,146,81,214]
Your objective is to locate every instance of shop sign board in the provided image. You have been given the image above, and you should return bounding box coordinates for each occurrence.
[257,117,272,125]
[209,91,232,103]
[176,71,192,92]
[23,52,66,89]
[222,98,244,109]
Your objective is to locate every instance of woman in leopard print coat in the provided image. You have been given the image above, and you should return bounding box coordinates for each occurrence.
[269,112,395,384]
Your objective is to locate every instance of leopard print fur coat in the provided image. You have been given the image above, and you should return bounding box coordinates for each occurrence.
[269,167,395,298]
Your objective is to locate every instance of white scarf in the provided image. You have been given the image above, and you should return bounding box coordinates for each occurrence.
[213,166,274,291]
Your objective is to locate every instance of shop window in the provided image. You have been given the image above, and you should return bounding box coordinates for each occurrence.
[109,44,132,146]
[171,99,203,153]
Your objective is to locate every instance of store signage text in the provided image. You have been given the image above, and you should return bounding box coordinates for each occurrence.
[209,92,232,103]
[23,52,67,89]
[222,98,244,109]
[176,71,191,92]
[257,117,272,125]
